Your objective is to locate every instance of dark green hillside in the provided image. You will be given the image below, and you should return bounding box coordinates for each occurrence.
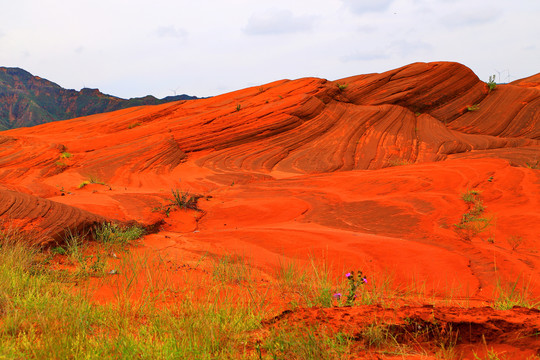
[0,67,199,130]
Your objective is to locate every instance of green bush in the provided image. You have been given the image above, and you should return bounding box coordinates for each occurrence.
[93,223,145,245]
[487,75,497,92]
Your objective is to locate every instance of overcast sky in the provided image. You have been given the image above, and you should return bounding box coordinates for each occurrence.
[1,0,538,99]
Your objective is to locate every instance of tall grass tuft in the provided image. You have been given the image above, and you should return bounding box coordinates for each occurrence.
[170,189,201,210]
[93,222,145,246]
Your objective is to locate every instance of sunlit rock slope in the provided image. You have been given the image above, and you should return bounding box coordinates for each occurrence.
[0,61,539,299]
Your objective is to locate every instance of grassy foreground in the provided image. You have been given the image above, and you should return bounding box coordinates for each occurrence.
[0,226,538,359]
[0,227,356,359]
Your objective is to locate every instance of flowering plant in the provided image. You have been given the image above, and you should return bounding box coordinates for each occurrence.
[334,270,367,306]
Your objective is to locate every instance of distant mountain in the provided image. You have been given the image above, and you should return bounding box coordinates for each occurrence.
[0,67,200,130]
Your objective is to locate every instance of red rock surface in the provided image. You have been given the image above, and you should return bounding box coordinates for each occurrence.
[262,305,540,359]
[0,189,106,245]
[1,61,539,281]
[1,61,539,356]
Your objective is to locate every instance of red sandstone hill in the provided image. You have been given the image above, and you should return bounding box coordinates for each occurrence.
[0,61,539,301]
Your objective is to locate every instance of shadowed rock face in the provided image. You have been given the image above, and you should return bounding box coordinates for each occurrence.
[0,67,199,130]
[0,189,106,246]
[0,61,539,298]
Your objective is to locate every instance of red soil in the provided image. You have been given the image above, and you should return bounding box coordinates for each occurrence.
[1,61,539,358]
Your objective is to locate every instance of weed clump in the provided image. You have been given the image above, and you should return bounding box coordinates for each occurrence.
[154,189,203,216]
[170,189,201,210]
[454,190,493,240]
[78,175,107,189]
[487,75,497,92]
[93,222,145,246]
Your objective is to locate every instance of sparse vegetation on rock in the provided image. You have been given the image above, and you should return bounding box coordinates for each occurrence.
[78,175,107,189]
[454,189,493,240]
[487,74,497,92]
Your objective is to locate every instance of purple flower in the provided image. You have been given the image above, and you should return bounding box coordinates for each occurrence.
[345,272,352,278]
[363,277,368,284]
[333,293,342,299]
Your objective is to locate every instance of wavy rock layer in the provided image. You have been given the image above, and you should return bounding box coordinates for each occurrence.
[0,61,538,298]
[0,189,106,245]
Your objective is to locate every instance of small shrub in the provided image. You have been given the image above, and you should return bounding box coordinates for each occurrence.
[55,161,67,167]
[60,152,72,159]
[467,104,480,111]
[51,247,66,255]
[454,190,493,240]
[170,189,201,210]
[461,189,481,203]
[487,75,497,92]
[337,83,348,91]
[525,160,539,169]
[127,122,141,129]
[236,104,241,111]
[93,223,145,246]
[507,235,524,251]
[387,158,412,167]
[78,175,106,189]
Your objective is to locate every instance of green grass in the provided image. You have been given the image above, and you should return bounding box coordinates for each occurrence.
[387,158,412,167]
[60,151,72,159]
[170,188,201,210]
[212,253,253,284]
[0,231,263,359]
[93,222,146,246]
[274,256,336,308]
[525,159,539,169]
[262,323,352,359]
[1,227,538,359]
[493,274,539,310]
[64,230,107,277]
[78,175,107,189]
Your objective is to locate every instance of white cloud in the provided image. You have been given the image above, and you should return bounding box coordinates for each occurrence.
[0,0,538,99]
[243,9,316,35]
[343,0,394,14]
[390,40,432,57]
[441,10,498,28]
[341,50,389,62]
[155,26,188,39]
